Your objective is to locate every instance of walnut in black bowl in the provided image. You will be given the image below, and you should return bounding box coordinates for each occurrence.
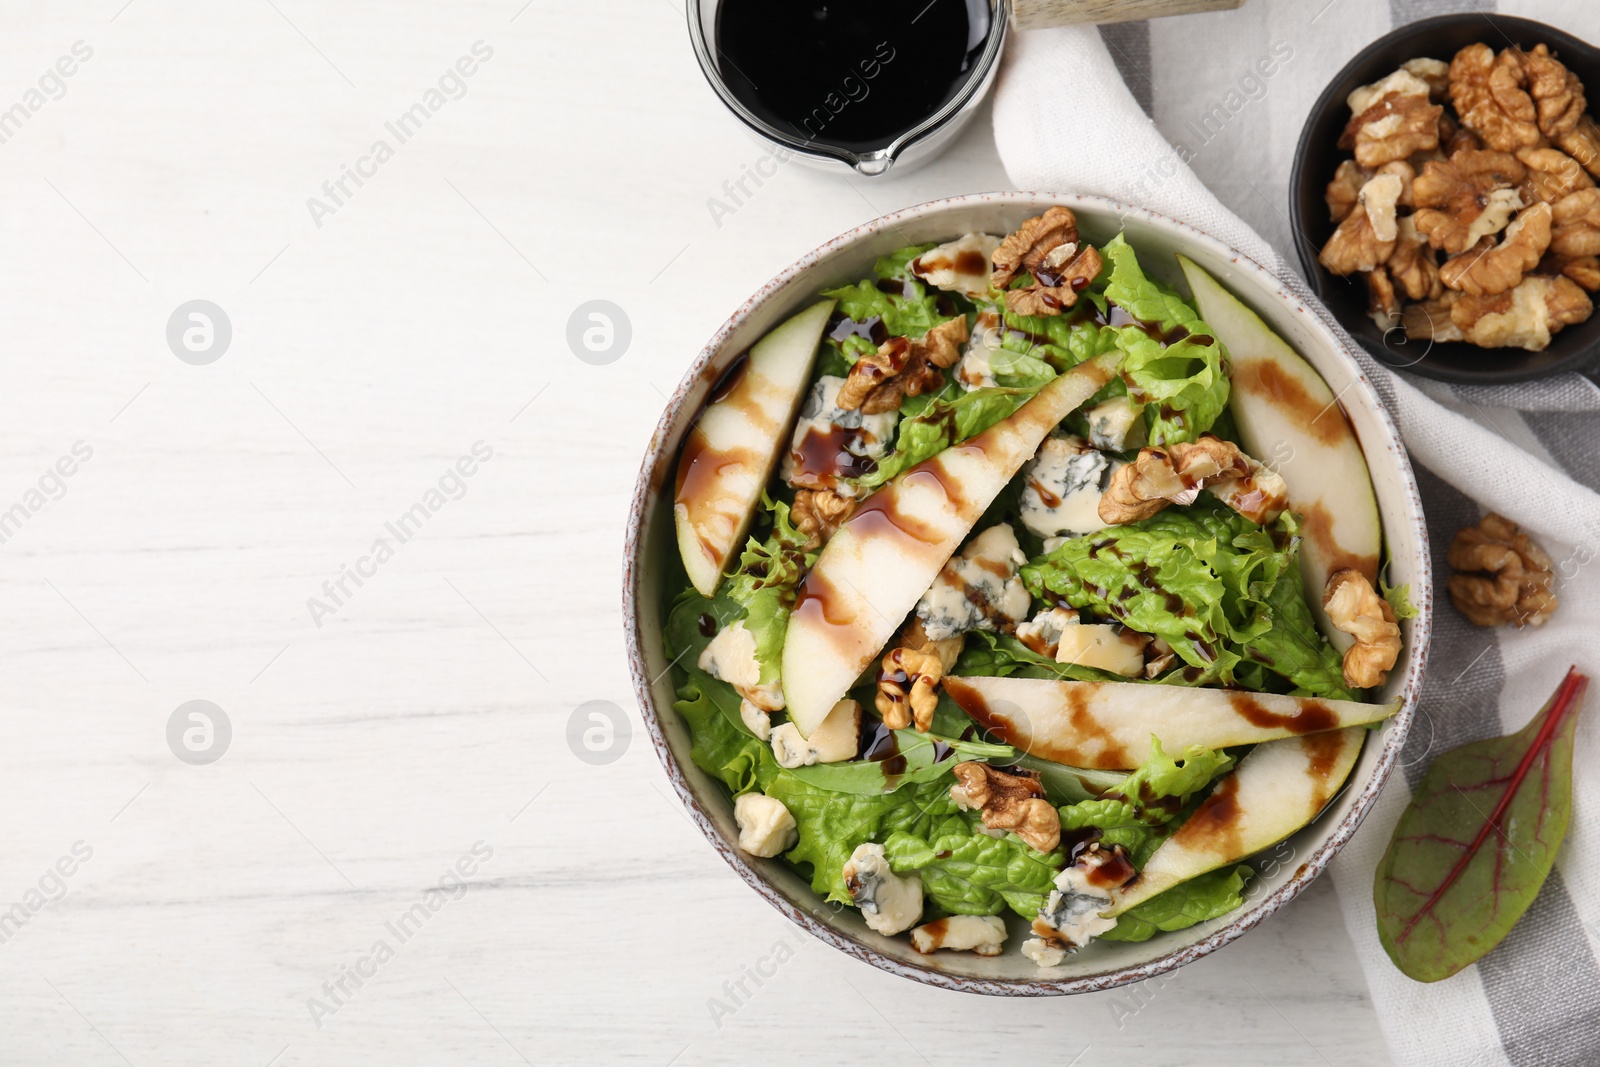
[1290,14,1600,384]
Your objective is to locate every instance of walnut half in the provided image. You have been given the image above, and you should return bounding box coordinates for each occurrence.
[1322,569,1401,689]
[1438,200,1551,296]
[838,315,967,415]
[1099,435,1288,526]
[949,762,1060,853]
[1449,43,1540,154]
[1447,513,1558,627]
[792,488,856,549]
[991,207,1102,316]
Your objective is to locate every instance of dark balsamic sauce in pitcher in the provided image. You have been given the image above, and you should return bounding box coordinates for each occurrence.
[715,0,993,153]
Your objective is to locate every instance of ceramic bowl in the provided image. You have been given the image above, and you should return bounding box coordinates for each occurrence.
[1289,13,1600,384]
[624,192,1432,994]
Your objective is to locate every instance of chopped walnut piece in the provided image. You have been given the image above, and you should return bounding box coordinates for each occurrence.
[1402,292,1465,342]
[1450,274,1591,349]
[1439,200,1551,296]
[916,314,969,369]
[1555,254,1600,290]
[792,488,856,548]
[1323,568,1401,689]
[949,762,1059,852]
[1517,147,1594,206]
[991,207,1102,316]
[1557,115,1600,178]
[1351,94,1444,168]
[1550,187,1600,258]
[1513,43,1586,139]
[1099,435,1287,526]
[838,316,967,415]
[1326,160,1371,222]
[1441,113,1481,157]
[1389,216,1442,301]
[1403,57,1451,101]
[874,618,960,732]
[1361,172,1405,242]
[1448,513,1558,627]
[1413,149,1527,254]
[1450,43,1541,153]
[1319,204,1396,275]
[1543,273,1596,329]
[1367,267,1402,329]
[1379,160,1417,207]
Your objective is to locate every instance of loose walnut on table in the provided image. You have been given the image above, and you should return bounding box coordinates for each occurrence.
[1448,513,1558,627]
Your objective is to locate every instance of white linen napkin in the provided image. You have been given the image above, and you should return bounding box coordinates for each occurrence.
[992,9,1600,1066]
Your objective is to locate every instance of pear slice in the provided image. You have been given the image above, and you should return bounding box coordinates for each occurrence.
[674,299,836,597]
[1177,256,1383,651]
[1106,727,1364,915]
[942,674,1396,770]
[781,350,1122,737]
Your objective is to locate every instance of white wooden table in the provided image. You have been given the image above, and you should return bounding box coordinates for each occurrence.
[0,1,1391,1062]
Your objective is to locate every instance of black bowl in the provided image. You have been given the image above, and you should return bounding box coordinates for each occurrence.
[1289,13,1600,384]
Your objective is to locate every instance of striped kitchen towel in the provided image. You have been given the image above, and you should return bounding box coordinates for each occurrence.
[992,2,1600,1065]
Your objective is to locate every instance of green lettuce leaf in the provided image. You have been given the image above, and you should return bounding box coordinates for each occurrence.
[1058,739,1233,866]
[721,499,816,686]
[1099,233,1229,445]
[874,243,935,284]
[1382,580,1420,620]
[769,776,958,904]
[783,732,1014,796]
[1100,864,1251,941]
[883,814,1064,918]
[821,249,952,342]
[1242,550,1356,698]
[1020,502,1353,698]
[853,386,1035,492]
[954,630,1127,683]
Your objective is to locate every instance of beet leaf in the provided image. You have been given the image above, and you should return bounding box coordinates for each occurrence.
[1375,667,1588,982]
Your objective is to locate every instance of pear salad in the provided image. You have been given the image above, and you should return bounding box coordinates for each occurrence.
[668,208,1407,967]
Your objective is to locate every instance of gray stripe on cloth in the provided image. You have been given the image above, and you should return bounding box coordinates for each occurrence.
[1525,412,1600,495]
[1479,869,1600,1067]
[1401,466,1505,791]
[1097,21,1153,116]
[1406,467,1600,1067]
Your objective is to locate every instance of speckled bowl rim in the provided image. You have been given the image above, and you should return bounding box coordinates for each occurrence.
[623,192,1432,995]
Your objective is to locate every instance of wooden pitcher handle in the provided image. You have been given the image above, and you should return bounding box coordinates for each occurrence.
[1009,0,1244,30]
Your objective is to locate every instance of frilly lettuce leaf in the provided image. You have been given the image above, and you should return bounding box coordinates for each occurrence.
[954,630,1127,683]
[666,593,976,904]
[1101,864,1251,941]
[884,814,1063,918]
[1058,739,1233,866]
[722,499,815,686]
[1021,502,1353,698]
[769,776,958,904]
[821,245,954,343]
[853,386,1035,492]
[1099,233,1229,445]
